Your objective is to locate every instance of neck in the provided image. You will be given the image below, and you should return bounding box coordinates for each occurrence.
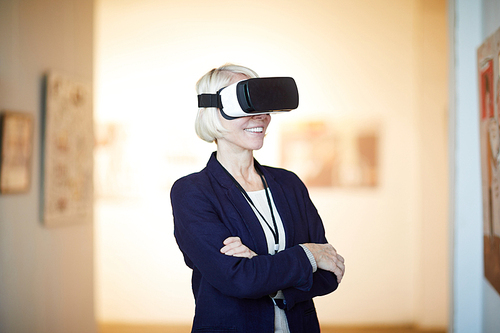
[216,148,264,192]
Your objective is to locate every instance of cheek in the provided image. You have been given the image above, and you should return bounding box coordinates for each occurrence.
[264,115,272,126]
[218,114,243,132]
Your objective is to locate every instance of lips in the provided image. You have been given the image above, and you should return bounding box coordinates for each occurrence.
[244,127,264,133]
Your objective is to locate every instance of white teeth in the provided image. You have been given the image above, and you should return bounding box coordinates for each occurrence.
[245,127,263,133]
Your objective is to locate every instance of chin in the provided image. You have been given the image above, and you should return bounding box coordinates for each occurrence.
[252,143,265,151]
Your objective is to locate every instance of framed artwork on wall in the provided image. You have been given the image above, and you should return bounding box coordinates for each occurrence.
[280,120,379,188]
[0,111,34,194]
[42,72,93,227]
[478,26,500,296]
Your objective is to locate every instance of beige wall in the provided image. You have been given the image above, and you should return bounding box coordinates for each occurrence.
[414,0,449,327]
[0,1,96,332]
[95,0,448,328]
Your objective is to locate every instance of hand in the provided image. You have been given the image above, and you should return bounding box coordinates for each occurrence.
[302,243,345,283]
[220,237,258,259]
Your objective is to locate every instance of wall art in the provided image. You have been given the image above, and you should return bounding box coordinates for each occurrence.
[0,111,34,194]
[42,72,93,227]
[280,120,379,188]
[478,26,500,295]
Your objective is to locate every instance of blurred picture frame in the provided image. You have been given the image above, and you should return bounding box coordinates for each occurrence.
[42,72,93,227]
[0,111,34,194]
[280,120,379,188]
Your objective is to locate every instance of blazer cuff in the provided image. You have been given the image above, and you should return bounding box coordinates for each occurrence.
[299,244,317,273]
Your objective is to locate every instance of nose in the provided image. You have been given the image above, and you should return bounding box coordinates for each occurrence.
[251,113,269,119]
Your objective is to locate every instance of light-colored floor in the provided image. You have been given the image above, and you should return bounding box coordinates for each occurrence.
[98,323,446,333]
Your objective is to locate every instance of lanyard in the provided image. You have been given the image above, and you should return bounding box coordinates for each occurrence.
[220,163,280,254]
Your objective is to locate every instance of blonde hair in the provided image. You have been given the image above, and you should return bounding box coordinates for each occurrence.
[195,64,259,143]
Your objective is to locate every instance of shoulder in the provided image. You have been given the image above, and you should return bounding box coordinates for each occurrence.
[261,164,298,179]
[171,153,221,197]
[260,164,307,190]
[170,169,223,216]
[171,169,210,197]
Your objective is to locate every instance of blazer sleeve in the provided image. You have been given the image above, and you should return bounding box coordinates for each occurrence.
[280,174,339,310]
[171,176,315,300]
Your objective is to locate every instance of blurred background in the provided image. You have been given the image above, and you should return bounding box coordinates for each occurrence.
[93,0,449,329]
[0,0,498,332]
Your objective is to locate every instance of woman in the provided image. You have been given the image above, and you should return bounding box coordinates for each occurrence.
[171,64,345,333]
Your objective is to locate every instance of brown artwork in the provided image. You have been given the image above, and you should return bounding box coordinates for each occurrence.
[0,111,34,194]
[280,120,378,188]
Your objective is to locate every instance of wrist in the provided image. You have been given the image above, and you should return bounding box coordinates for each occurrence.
[299,244,318,273]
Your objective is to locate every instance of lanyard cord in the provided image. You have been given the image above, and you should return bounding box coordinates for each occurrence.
[220,163,280,253]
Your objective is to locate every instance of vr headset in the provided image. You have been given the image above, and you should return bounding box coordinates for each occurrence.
[197,77,299,120]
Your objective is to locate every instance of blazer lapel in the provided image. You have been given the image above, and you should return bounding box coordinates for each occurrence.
[225,186,270,255]
[206,152,270,255]
[257,164,296,250]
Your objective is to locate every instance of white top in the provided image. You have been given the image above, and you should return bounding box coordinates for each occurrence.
[247,189,289,333]
[246,189,286,254]
[246,189,317,273]
[246,188,318,333]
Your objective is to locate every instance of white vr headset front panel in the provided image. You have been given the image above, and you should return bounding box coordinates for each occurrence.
[218,82,248,117]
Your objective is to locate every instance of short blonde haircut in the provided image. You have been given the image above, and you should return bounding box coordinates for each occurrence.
[195,64,259,143]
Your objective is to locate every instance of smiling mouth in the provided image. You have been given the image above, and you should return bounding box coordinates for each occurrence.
[244,127,264,133]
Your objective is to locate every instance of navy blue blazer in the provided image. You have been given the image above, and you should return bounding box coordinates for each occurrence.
[171,152,339,333]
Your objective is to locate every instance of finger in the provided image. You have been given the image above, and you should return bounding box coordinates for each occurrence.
[220,243,239,254]
[221,239,243,253]
[320,254,344,281]
[222,242,251,255]
[223,236,241,245]
[220,243,241,254]
[321,246,337,262]
[336,261,345,275]
[221,246,257,259]
[230,249,254,258]
[337,254,345,263]
[332,255,345,269]
[337,262,345,282]
[333,265,343,283]
[229,252,248,258]
[228,245,248,255]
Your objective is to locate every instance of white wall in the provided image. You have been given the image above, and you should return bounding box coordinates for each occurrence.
[450,0,500,332]
[449,1,483,332]
[0,1,96,332]
[95,0,449,328]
